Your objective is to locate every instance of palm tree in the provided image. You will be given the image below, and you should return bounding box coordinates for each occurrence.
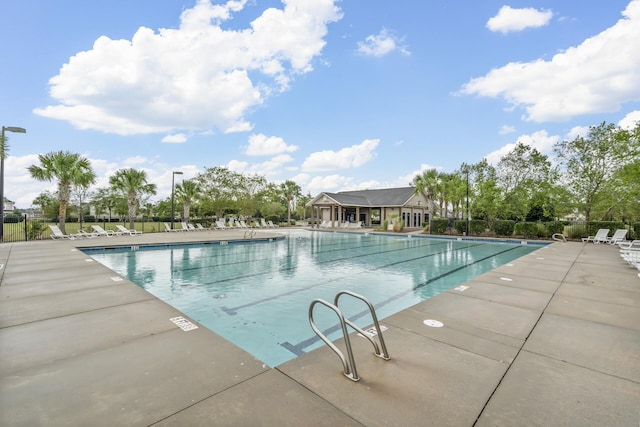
[28,151,96,233]
[109,168,157,230]
[175,179,200,221]
[280,180,301,225]
[413,168,439,233]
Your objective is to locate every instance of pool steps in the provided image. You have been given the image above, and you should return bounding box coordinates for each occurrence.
[309,290,390,382]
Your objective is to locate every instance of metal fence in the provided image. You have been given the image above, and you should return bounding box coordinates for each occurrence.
[1,215,168,243]
[1,215,638,243]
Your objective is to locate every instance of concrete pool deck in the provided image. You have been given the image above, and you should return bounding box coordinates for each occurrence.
[1,229,638,426]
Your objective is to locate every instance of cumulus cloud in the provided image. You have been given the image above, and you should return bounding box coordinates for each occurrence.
[499,125,516,135]
[357,28,410,57]
[162,133,188,144]
[306,174,355,194]
[486,6,553,34]
[565,125,590,141]
[619,110,640,129]
[301,139,379,172]
[244,133,298,156]
[34,0,343,135]
[485,130,560,165]
[461,0,640,122]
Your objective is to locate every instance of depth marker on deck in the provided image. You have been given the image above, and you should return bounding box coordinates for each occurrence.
[170,316,198,331]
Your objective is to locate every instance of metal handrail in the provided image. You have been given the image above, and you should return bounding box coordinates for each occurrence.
[334,290,390,360]
[308,299,359,381]
[552,233,567,243]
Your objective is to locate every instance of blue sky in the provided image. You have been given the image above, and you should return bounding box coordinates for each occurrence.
[2,0,639,208]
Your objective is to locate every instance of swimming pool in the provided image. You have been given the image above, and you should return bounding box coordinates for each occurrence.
[86,230,544,367]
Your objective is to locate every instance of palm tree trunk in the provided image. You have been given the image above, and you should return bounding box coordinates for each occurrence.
[58,200,68,233]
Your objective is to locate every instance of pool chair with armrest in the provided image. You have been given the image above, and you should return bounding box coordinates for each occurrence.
[607,229,628,245]
[49,225,79,240]
[582,228,610,243]
[116,225,143,235]
[91,225,118,237]
[164,222,181,232]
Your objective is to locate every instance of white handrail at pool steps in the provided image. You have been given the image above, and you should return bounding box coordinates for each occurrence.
[308,290,390,382]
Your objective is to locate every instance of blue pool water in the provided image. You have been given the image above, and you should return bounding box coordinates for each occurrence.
[86,230,544,367]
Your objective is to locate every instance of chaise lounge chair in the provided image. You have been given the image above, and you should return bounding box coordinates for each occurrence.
[582,228,610,243]
[91,225,118,237]
[116,225,143,236]
[607,229,628,245]
[164,222,181,232]
[49,225,78,240]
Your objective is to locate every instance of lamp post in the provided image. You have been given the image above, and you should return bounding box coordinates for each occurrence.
[465,169,470,237]
[170,171,183,230]
[1,126,27,243]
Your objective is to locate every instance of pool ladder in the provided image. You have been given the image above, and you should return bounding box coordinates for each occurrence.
[308,290,390,382]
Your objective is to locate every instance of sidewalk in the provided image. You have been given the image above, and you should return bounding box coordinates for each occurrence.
[1,232,638,426]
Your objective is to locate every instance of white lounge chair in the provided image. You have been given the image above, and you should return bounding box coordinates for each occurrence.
[91,225,117,237]
[180,222,193,231]
[259,218,268,228]
[116,225,142,235]
[164,222,181,232]
[617,240,640,250]
[582,228,610,243]
[267,220,276,228]
[195,223,208,231]
[607,229,628,245]
[214,220,226,230]
[49,225,78,240]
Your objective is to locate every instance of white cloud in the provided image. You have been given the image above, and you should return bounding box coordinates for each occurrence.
[565,125,589,141]
[248,154,295,176]
[486,6,553,34]
[306,174,355,195]
[357,28,410,57]
[619,110,640,129]
[301,139,379,172]
[461,1,640,122]
[395,163,442,188]
[34,0,343,135]
[245,133,298,156]
[485,130,559,165]
[499,125,516,135]
[162,133,188,144]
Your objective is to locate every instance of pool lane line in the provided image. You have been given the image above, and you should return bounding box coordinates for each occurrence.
[170,236,447,273]
[190,239,458,286]
[281,244,525,356]
[219,242,486,315]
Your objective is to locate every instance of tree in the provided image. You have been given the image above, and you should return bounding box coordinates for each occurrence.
[497,142,558,221]
[28,151,96,233]
[412,168,439,231]
[92,187,121,222]
[470,159,501,229]
[175,179,200,221]
[554,122,639,222]
[32,191,56,217]
[109,168,157,229]
[280,180,302,224]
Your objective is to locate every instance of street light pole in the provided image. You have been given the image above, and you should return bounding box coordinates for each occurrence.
[170,171,183,230]
[1,126,27,243]
[465,168,470,237]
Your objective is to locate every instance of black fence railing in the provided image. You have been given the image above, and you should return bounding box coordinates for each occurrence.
[1,215,638,243]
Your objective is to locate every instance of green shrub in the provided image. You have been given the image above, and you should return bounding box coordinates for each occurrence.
[544,221,565,237]
[430,218,448,234]
[453,220,466,235]
[493,220,515,237]
[27,220,47,240]
[514,222,541,238]
[469,220,488,236]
